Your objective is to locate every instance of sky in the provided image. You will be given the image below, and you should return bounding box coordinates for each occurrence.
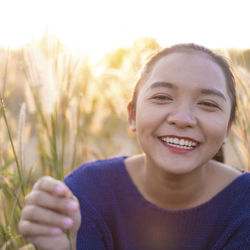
[0,0,249,61]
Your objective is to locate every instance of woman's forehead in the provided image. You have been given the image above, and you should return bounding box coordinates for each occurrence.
[143,51,227,91]
[150,51,220,74]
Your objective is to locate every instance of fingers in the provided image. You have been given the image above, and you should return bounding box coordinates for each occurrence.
[24,189,79,214]
[26,234,71,250]
[21,205,74,230]
[19,175,81,246]
[33,176,73,198]
[18,220,62,236]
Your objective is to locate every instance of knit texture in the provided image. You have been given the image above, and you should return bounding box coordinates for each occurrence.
[64,157,250,250]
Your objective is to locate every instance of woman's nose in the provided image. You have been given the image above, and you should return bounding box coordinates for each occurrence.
[167,104,197,128]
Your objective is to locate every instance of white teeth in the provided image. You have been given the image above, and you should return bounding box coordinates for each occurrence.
[180,139,185,146]
[161,136,198,148]
[173,144,193,149]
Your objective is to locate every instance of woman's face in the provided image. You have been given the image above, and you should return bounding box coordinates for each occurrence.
[129,51,232,174]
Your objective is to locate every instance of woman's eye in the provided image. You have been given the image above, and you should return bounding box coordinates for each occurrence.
[151,95,172,101]
[199,101,220,109]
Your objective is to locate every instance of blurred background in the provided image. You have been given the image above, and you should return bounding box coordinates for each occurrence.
[0,0,249,248]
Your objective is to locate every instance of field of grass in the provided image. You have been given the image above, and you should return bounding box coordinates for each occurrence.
[0,36,249,249]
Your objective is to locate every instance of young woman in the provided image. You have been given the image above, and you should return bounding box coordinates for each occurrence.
[19,44,250,250]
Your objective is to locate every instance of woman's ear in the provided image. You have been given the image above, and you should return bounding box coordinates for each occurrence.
[127,101,136,132]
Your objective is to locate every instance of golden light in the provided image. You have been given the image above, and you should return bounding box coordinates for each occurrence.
[1,0,250,62]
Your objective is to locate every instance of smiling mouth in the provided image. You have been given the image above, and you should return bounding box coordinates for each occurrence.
[159,136,199,150]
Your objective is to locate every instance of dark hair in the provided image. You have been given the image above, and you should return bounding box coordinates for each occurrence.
[131,43,237,162]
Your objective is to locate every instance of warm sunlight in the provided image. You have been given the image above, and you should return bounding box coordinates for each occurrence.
[1,0,250,61]
[1,1,249,248]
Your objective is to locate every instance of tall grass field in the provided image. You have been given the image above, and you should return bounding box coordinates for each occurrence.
[0,36,249,249]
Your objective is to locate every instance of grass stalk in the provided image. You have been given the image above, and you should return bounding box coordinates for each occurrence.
[66,230,73,250]
[0,99,25,196]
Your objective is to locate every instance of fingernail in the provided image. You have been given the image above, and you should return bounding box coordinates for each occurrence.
[51,227,62,235]
[67,201,78,211]
[62,217,73,228]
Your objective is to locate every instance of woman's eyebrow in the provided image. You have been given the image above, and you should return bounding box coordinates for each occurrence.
[149,81,176,89]
[200,88,227,102]
[149,82,227,102]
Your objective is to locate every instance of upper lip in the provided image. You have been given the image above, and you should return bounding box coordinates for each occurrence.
[158,135,200,144]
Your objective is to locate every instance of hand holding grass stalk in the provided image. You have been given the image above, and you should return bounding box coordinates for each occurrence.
[18,176,81,250]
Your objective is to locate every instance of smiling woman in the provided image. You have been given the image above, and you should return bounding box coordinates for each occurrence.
[18,43,250,250]
[130,47,233,174]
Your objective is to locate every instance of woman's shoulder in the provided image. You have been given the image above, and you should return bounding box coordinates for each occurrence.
[66,156,126,178]
[64,156,128,195]
[208,160,250,200]
[209,160,245,184]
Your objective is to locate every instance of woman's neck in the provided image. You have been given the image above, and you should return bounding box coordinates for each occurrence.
[125,154,242,211]
[141,160,210,210]
[125,155,231,211]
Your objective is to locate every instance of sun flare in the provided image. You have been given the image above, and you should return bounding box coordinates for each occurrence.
[0,0,250,61]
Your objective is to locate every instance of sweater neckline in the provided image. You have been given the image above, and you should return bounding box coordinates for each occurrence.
[119,156,249,214]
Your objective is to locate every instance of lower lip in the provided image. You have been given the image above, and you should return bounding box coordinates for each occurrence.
[159,139,197,153]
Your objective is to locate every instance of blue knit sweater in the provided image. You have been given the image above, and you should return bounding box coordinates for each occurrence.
[64,157,250,250]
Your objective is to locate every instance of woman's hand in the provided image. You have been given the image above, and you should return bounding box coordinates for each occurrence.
[18,176,81,250]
